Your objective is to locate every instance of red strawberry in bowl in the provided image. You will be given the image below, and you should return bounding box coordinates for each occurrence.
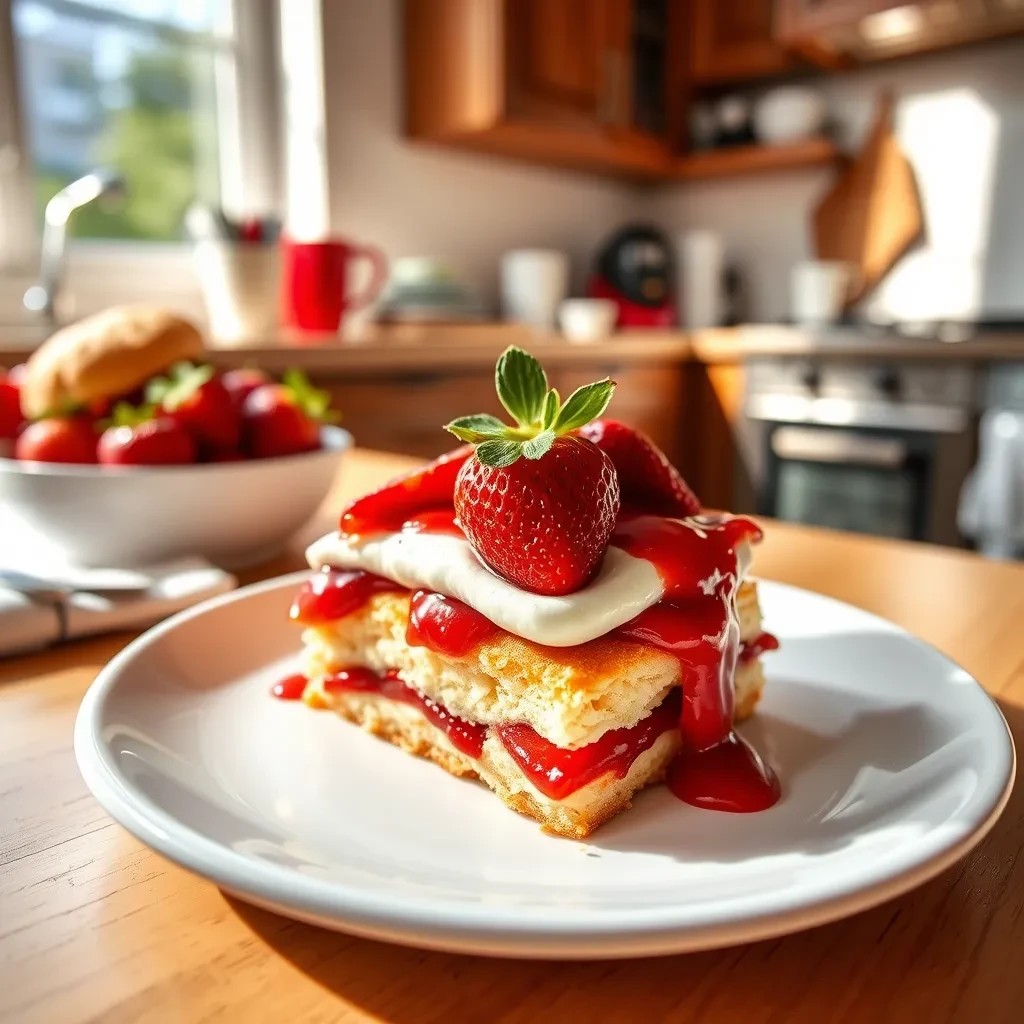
[242,369,338,459]
[147,362,240,451]
[221,367,271,411]
[15,416,98,464]
[446,347,619,596]
[578,419,701,518]
[97,403,197,466]
[1,374,23,453]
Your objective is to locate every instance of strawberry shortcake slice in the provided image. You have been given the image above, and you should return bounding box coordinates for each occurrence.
[279,348,779,838]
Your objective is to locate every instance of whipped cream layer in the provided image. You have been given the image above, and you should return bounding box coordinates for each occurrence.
[306,527,751,648]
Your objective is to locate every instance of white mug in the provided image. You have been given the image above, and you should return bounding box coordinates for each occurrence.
[501,250,569,330]
[791,261,854,326]
[558,298,617,343]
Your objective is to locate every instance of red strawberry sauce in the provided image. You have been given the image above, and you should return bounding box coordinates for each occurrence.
[323,667,486,758]
[287,503,780,814]
[271,673,308,701]
[290,568,403,625]
[406,590,501,656]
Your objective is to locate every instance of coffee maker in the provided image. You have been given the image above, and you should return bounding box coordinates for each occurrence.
[587,224,676,328]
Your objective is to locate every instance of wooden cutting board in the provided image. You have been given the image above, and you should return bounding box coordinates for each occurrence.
[813,93,924,305]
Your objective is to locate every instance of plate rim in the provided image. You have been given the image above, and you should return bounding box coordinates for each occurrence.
[74,573,1017,959]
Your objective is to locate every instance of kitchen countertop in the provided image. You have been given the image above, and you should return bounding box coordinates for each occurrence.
[2,448,1024,1023]
[5,322,1024,374]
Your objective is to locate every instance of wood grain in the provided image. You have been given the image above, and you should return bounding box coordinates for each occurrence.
[688,0,797,84]
[3,449,1024,1023]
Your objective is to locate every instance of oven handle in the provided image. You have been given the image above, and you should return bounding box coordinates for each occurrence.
[771,426,908,468]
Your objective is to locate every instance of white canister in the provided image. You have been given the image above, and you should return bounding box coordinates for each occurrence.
[500,249,569,330]
[791,261,854,326]
[194,241,281,345]
[676,230,724,329]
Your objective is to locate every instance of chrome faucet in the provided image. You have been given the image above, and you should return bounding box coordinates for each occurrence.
[23,169,126,324]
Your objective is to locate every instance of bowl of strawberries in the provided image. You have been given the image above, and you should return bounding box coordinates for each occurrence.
[0,307,351,569]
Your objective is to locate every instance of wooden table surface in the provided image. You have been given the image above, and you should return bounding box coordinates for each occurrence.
[2,449,1023,1024]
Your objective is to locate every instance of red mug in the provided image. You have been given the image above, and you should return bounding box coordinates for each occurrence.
[280,237,388,333]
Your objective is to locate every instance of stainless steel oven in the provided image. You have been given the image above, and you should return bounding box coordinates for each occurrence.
[742,359,978,545]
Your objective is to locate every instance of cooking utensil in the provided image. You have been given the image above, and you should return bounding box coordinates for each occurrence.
[812,93,923,307]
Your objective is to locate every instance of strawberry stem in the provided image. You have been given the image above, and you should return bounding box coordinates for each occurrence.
[445,347,615,467]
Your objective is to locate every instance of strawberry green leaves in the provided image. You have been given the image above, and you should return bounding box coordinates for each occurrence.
[496,346,548,427]
[445,346,615,468]
[445,413,509,443]
[552,380,616,432]
[145,362,215,410]
[282,368,340,423]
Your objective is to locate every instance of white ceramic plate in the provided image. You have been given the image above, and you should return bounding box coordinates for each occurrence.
[75,575,1015,959]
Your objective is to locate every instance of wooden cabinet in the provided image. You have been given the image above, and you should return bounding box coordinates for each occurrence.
[505,0,621,126]
[688,0,796,84]
[404,0,671,180]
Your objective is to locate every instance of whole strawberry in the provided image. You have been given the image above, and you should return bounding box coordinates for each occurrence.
[242,369,338,459]
[147,362,240,451]
[221,368,271,411]
[0,376,23,445]
[447,347,619,596]
[97,403,196,466]
[579,419,700,517]
[16,416,98,464]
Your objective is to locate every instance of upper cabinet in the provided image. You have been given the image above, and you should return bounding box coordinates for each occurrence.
[405,0,672,180]
[404,0,1023,182]
[505,0,620,126]
[688,0,796,84]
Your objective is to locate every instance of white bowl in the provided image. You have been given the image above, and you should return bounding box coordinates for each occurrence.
[753,87,827,145]
[558,298,618,344]
[0,426,352,569]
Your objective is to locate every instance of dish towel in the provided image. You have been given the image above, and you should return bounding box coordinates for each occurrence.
[958,408,1024,560]
[0,554,237,658]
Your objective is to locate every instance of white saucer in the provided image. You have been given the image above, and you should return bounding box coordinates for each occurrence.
[75,574,1014,959]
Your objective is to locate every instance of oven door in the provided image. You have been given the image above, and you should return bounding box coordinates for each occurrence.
[758,424,932,540]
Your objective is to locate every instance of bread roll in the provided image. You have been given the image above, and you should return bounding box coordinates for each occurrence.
[20,306,204,418]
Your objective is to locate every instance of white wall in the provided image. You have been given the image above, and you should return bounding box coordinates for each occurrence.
[644,37,1024,323]
[318,0,638,311]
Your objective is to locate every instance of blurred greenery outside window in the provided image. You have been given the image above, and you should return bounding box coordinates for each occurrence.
[11,0,233,242]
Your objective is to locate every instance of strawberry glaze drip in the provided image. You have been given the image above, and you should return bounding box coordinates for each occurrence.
[271,673,308,701]
[323,667,486,758]
[290,568,403,625]
[667,732,779,811]
[608,513,779,812]
[406,590,500,657]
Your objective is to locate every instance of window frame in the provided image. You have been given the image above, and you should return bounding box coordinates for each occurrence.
[0,0,283,318]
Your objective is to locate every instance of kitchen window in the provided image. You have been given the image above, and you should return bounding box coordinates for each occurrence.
[0,0,281,273]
